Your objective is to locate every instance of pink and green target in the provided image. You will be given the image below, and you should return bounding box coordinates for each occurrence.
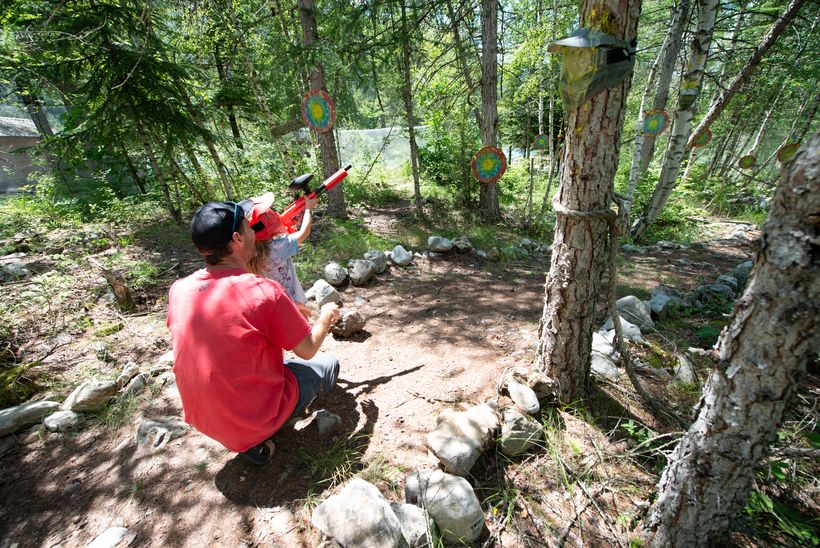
[738,155,756,169]
[693,129,712,148]
[301,89,336,133]
[533,134,548,149]
[642,110,669,136]
[776,142,800,163]
[472,146,507,183]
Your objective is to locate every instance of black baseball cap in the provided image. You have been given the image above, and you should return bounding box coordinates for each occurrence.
[190,199,254,252]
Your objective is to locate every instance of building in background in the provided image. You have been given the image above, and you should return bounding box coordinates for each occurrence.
[0,116,41,194]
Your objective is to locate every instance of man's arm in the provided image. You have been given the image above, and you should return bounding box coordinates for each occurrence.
[293,196,317,245]
[292,302,340,359]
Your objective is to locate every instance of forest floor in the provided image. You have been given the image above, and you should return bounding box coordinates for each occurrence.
[0,199,817,547]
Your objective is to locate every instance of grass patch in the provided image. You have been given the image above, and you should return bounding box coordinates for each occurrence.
[92,393,140,430]
[297,434,369,489]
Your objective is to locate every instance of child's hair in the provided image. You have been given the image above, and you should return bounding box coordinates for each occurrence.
[248,241,271,277]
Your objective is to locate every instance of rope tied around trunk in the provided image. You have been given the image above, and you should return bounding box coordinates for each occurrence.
[551,193,689,428]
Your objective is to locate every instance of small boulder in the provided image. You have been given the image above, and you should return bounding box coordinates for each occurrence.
[592,332,616,357]
[324,262,349,286]
[733,261,753,287]
[451,236,472,253]
[294,409,342,435]
[590,352,620,379]
[474,249,488,259]
[390,502,435,547]
[44,410,85,432]
[648,294,674,320]
[405,470,484,543]
[116,362,140,387]
[505,378,540,415]
[330,309,366,338]
[673,353,697,384]
[308,279,341,307]
[613,296,654,330]
[391,245,414,266]
[602,316,644,344]
[487,247,502,261]
[312,478,406,548]
[500,407,544,456]
[0,401,60,436]
[697,283,735,303]
[2,260,31,278]
[716,274,739,291]
[348,259,377,286]
[426,404,499,476]
[427,236,453,253]
[620,244,646,254]
[364,251,388,274]
[136,416,191,451]
[149,351,174,376]
[61,380,119,412]
[122,374,147,398]
[651,284,696,309]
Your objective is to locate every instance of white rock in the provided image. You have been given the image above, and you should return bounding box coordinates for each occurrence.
[391,245,413,266]
[330,309,366,338]
[348,259,377,286]
[86,526,136,548]
[427,236,453,253]
[591,332,616,357]
[648,294,673,320]
[122,374,147,398]
[364,250,388,274]
[309,279,341,307]
[602,317,644,344]
[62,380,119,412]
[44,410,85,432]
[451,236,472,253]
[136,416,191,450]
[405,470,484,543]
[590,352,620,379]
[673,353,697,384]
[312,478,407,548]
[499,407,544,456]
[116,362,140,387]
[506,378,540,415]
[390,502,435,547]
[426,404,499,476]
[613,296,654,330]
[0,401,60,436]
[324,262,349,286]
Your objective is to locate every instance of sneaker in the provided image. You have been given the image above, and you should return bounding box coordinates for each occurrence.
[239,439,276,465]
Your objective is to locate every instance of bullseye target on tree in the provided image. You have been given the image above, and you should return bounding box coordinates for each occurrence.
[776,142,800,163]
[301,89,336,133]
[692,129,712,148]
[642,110,669,136]
[738,155,757,169]
[471,146,507,183]
[533,134,548,149]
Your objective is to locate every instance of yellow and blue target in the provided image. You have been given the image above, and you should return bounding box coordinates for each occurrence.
[776,142,800,163]
[301,89,336,133]
[642,110,669,136]
[472,146,507,183]
[692,129,712,148]
[533,134,548,149]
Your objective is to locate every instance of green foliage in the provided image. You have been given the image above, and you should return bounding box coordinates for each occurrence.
[620,419,655,446]
[297,434,369,489]
[745,490,820,546]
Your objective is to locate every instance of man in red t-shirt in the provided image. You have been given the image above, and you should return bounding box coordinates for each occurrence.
[167,196,340,465]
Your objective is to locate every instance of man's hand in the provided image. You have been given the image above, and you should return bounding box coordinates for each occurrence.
[320,302,341,324]
[296,302,313,321]
[304,196,318,210]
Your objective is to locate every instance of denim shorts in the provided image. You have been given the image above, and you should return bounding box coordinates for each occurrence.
[284,352,340,419]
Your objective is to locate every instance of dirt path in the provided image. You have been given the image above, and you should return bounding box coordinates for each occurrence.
[0,214,758,547]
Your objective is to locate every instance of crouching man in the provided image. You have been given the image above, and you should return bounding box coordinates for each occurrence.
[167,196,340,465]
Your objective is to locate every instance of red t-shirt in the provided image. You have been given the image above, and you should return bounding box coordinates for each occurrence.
[167,267,311,452]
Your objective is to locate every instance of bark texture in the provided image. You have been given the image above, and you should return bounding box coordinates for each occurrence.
[533,0,641,402]
[478,0,500,220]
[645,134,820,546]
[298,0,346,218]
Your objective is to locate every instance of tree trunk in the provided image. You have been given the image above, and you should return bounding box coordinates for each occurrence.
[297,0,346,218]
[688,0,808,148]
[631,0,720,241]
[213,44,244,150]
[758,90,818,174]
[626,0,690,210]
[399,0,423,217]
[533,0,641,403]
[644,133,820,547]
[17,82,73,191]
[135,121,180,223]
[478,0,500,220]
[120,144,147,194]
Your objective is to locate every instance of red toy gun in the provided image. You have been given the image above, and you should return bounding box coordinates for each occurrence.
[280,164,351,233]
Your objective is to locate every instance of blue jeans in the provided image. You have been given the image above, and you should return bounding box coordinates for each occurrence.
[284,352,340,420]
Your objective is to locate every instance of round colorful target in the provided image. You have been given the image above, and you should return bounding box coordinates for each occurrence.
[301,89,336,133]
[471,146,507,183]
[692,129,712,148]
[533,134,549,150]
[642,109,669,136]
[738,155,756,169]
[776,142,801,163]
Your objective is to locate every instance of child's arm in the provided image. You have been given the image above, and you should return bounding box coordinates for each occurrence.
[293,196,317,245]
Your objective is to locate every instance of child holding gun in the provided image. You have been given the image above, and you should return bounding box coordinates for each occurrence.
[248,194,317,321]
